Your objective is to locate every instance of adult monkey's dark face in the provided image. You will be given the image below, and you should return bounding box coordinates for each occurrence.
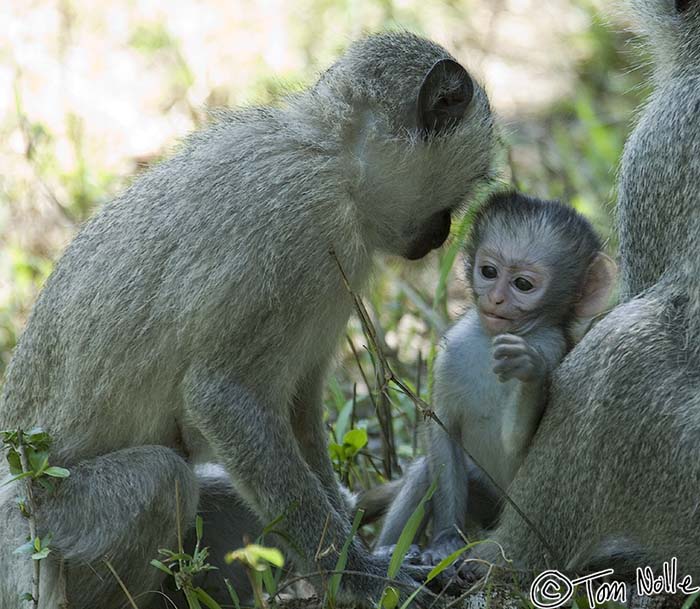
[400,58,474,261]
[677,0,693,12]
[404,210,452,260]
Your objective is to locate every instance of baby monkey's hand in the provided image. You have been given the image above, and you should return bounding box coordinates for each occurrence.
[492,334,546,383]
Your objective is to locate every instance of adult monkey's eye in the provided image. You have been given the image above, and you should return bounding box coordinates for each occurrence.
[481,265,497,279]
[514,277,534,292]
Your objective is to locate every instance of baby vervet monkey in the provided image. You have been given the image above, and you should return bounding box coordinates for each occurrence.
[373,192,617,565]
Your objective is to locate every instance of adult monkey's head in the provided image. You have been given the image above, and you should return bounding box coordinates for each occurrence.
[627,0,699,62]
[312,32,495,261]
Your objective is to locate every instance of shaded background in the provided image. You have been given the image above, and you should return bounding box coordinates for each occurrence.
[0,0,648,493]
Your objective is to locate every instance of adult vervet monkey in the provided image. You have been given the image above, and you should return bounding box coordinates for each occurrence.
[465,0,700,583]
[0,32,494,607]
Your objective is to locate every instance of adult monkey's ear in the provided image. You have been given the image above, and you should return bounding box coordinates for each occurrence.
[417,58,474,137]
[575,253,618,319]
[676,0,693,12]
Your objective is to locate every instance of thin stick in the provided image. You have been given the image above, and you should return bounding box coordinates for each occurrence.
[17,432,40,609]
[339,273,397,477]
[346,334,393,478]
[57,558,69,609]
[272,568,436,602]
[350,383,357,433]
[413,351,422,458]
[175,480,183,553]
[104,559,140,609]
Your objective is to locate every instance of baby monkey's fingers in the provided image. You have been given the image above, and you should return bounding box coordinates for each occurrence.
[491,333,525,347]
[493,355,536,382]
[492,342,529,360]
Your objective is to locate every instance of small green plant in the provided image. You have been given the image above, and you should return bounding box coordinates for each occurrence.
[151,514,228,609]
[1,427,70,608]
[226,542,285,609]
[329,427,368,484]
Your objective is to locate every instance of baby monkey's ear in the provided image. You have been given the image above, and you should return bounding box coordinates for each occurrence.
[575,253,618,319]
[417,58,474,137]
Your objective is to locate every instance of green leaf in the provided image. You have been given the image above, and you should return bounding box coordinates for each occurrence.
[261,565,277,597]
[14,541,34,555]
[158,549,191,561]
[333,397,354,443]
[27,450,49,475]
[7,450,22,475]
[195,587,223,609]
[388,475,439,579]
[150,559,174,575]
[44,466,70,478]
[32,548,51,560]
[426,545,472,582]
[195,514,204,543]
[224,579,241,609]
[19,592,34,602]
[399,585,426,609]
[342,428,368,456]
[682,591,700,609]
[36,477,56,492]
[327,508,364,602]
[225,544,284,571]
[1,430,17,442]
[260,512,286,538]
[17,499,29,518]
[328,443,343,461]
[26,428,51,448]
[380,586,399,609]
[248,545,284,569]
[2,471,33,487]
[184,588,202,609]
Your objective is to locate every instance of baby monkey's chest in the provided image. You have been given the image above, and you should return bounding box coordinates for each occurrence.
[456,351,522,476]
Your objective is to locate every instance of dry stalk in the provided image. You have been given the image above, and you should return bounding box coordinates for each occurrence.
[103,558,140,609]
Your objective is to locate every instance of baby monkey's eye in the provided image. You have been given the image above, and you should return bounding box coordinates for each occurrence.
[481,265,497,279]
[514,277,534,292]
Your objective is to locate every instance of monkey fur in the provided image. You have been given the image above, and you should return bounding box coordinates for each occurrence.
[0,32,495,608]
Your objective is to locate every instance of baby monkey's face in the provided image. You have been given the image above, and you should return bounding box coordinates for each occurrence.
[471,240,551,336]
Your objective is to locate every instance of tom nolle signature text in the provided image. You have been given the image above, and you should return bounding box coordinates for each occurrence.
[530,558,698,609]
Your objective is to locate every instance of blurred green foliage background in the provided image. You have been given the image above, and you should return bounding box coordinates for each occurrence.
[0,0,650,491]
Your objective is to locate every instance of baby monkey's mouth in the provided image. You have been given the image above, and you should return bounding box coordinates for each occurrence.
[480,310,512,321]
[479,309,518,336]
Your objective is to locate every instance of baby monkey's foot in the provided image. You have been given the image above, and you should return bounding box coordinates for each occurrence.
[373,543,432,587]
[373,543,423,565]
[421,530,468,566]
